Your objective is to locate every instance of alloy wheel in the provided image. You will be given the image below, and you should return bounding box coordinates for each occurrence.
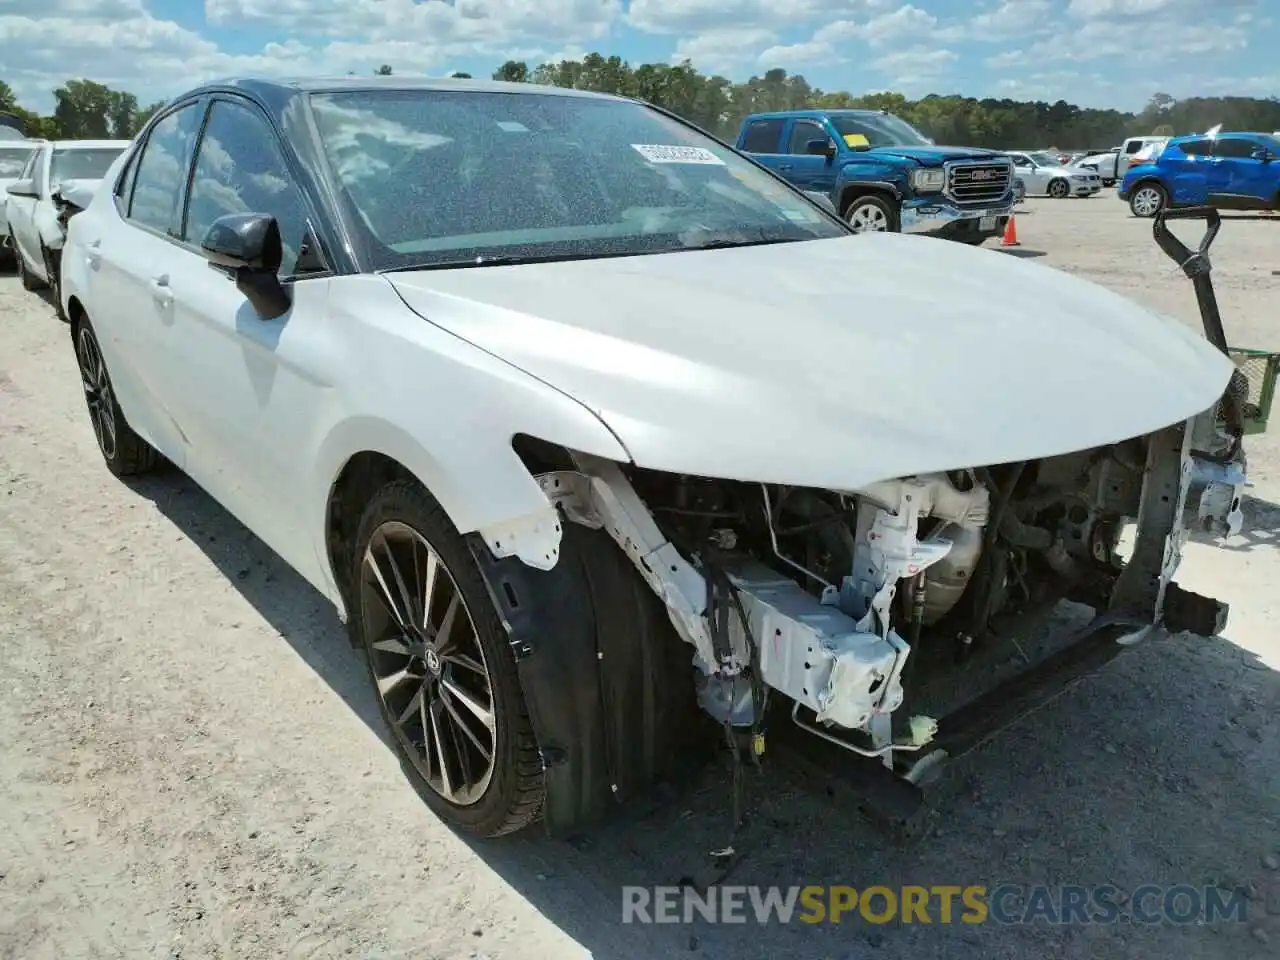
[75,326,117,461]
[1132,187,1163,217]
[360,521,496,806]
[1049,179,1069,199]
[847,202,889,232]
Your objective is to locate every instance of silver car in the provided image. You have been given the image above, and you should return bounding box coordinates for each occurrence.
[1006,150,1102,198]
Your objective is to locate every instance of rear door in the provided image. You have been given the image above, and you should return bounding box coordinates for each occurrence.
[780,118,837,194]
[83,99,207,463]
[1166,139,1212,204]
[1211,136,1272,203]
[738,117,789,174]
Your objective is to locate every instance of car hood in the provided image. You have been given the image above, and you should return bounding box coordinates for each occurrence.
[862,145,1004,165]
[386,234,1233,491]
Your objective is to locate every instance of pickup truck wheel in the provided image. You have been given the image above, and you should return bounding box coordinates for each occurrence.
[352,479,544,838]
[844,195,897,233]
[1047,178,1070,199]
[1129,183,1166,218]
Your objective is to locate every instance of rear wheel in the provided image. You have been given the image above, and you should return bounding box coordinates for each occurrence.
[351,479,544,838]
[72,315,160,476]
[1129,183,1167,218]
[843,194,898,234]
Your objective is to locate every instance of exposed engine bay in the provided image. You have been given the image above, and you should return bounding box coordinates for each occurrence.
[537,395,1244,772]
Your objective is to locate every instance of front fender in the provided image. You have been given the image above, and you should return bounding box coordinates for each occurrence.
[837,162,907,201]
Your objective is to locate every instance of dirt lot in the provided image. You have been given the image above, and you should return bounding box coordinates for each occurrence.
[2,195,1279,960]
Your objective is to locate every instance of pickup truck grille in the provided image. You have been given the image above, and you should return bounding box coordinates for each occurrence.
[945,160,1013,206]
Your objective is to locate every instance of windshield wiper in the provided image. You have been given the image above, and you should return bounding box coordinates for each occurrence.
[382,254,548,273]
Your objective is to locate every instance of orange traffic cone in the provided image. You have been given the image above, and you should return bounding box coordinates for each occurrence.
[1000,214,1020,247]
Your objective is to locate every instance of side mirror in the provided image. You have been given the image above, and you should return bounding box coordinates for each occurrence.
[200,212,291,320]
[805,138,836,159]
[1251,147,1271,162]
[803,190,837,215]
[5,178,37,199]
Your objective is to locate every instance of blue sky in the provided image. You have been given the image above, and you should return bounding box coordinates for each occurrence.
[1,0,1274,114]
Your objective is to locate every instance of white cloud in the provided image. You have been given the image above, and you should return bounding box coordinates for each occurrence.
[630,0,886,34]
[757,40,845,69]
[986,16,1248,67]
[871,46,959,76]
[968,0,1055,37]
[670,28,777,72]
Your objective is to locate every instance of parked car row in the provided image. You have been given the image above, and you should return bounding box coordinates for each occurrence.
[3,137,130,312]
[0,76,1251,844]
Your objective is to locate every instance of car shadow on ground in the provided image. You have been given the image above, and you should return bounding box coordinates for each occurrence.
[996,248,1048,259]
[128,469,1280,960]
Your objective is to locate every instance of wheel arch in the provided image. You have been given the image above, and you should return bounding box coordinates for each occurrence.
[838,181,901,214]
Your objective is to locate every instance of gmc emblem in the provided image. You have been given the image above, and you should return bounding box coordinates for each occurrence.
[970,169,995,181]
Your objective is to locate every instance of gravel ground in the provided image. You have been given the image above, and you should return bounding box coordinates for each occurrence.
[2,194,1279,960]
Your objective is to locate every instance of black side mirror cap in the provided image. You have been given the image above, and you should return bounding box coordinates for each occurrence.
[199,212,291,320]
[805,138,837,158]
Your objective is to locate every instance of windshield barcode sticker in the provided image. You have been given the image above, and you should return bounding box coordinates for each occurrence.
[631,144,726,165]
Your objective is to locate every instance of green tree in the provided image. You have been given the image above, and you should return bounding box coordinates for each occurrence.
[492,60,529,83]
[375,64,393,76]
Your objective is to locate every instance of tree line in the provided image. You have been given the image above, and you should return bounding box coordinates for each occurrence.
[5,55,1279,149]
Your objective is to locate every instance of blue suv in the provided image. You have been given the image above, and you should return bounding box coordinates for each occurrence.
[1120,131,1280,217]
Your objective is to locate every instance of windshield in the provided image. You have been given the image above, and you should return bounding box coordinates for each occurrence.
[0,145,32,178]
[1260,135,1280,153]
[49,147,124,183]
[829,113,932,148]
[309,90,844,270]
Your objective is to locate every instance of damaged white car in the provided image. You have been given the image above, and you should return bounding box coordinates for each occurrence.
[62,78,1249,839]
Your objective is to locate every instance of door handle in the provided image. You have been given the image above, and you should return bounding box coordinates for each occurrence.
[85,239,101,266]
[149,275,174,307]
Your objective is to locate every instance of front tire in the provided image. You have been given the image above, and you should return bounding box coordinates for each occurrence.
[351,479,544,838]
[1047,178,1070,199]
[1129,183,1167,218]
[16,248,43,291]
[72,314,160,477]
[843,194,898,233]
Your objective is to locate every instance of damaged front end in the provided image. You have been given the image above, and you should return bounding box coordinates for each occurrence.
[471,208,1250,836]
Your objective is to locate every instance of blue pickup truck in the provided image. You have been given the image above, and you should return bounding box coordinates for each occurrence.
[735,109,1016,244]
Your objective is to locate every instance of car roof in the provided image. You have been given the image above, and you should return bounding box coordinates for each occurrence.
[47,139,132,150]
[189,75,627,104]
[1169,131,1270,144]
[744,109,889,121]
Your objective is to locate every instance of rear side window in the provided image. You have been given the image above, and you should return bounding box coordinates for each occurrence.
[1124,139,1145,155]
[742,118,784,153]
[0,146,31,178]
[1213,138,1259,159]
[1179,140,1210,156]
[128,102,204,235]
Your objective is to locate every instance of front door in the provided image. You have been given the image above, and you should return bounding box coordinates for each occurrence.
[781,119,838,195]
[157,94,334,574]
[7,146,44,268]
[1212,137,1273,204]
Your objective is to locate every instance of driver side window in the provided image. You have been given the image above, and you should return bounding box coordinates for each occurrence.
[786,120,830,155]
[182,99,320,277]
[1010,154,1031,167]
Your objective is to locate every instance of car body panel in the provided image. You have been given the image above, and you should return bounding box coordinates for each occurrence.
[1005,152,1101,196]
[386,232,1233,493]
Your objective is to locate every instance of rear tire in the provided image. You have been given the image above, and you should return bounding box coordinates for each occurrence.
[72,314,160,477]
[351,479,544,838]
[1129,183,1167,218]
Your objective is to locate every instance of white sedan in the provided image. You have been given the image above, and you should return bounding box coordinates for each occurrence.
[1005,150,1102,198]
[62,77,1244,839]
[3,138,129,311]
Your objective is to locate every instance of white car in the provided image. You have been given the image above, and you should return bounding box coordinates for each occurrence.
[1079,136,1169,185]
[63,77,1245,839]
[1005,151,1102,198]
[0,137,42,266]
[4,138,129,309]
